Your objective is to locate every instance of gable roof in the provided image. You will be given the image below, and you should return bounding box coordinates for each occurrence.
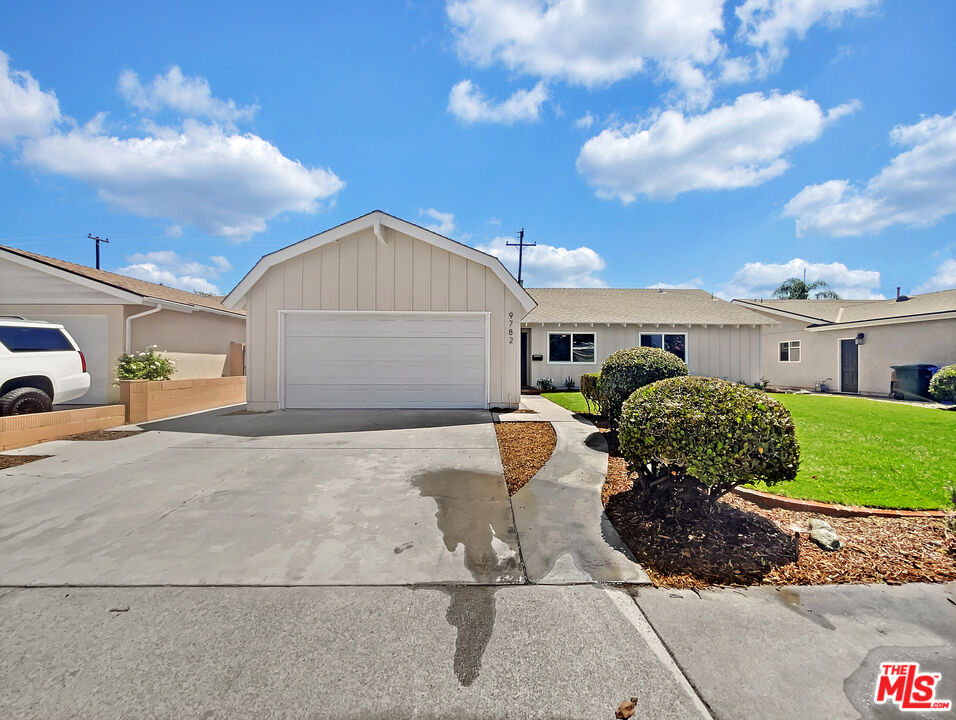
[734,290,956,330]
[223,210,536,313]
[523,288,776,326]
[0,245,244,317]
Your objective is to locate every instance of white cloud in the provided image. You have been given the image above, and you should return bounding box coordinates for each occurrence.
[914,258,956,294]
[448,79,548,124]
[577,91,857,202]
[650,278,704,290]
[22,118,344,241]
[112,250,234,294]
[574,112,595,129]
[419,207,457,235]
[118,66,257,125]
[476,236,606,287]
[0,50,60,145]
[447,0,724,92]
[719,257,883,299]
[784,111,956,237]
[736,0,879,76]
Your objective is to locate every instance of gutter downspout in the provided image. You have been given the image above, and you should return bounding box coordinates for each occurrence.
[125,304,163,354]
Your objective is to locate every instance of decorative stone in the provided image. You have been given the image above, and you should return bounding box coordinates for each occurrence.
[809,518,842,551]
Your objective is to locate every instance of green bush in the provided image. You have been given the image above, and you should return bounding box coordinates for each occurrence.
[536,377,555,392]
[929,364,956,403]
[619,376,799,502]
[600,346,687,428]
[580,372,601,414]
[116,346,175,381]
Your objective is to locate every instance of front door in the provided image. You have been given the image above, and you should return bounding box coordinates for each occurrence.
[520,330,529,387]
[840,339,859,393]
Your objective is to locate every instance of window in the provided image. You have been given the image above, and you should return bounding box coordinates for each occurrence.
[548,332,596,363]
[639,333,686,361]
[0,326,73,352]
[779,340,801,363]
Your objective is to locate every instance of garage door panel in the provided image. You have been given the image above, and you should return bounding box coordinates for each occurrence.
[282,312,488,409]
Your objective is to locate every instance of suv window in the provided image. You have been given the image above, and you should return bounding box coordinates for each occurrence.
[0,326,74,352]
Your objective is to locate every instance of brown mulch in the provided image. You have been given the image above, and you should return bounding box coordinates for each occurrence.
[599,425,956,588]
[0,455,50,469]
[61,430,144,441]
[490,408,537,414]
[493,421,557,495]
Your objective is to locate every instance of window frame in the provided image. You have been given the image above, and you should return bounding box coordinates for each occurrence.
[778,340,801,363]
[639,332,688,362]
[546,331,597,365]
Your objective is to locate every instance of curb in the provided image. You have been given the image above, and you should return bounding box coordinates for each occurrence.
[731,487,949,518]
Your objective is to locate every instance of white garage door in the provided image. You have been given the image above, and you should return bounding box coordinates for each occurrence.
[281,312,488,409]
[31,315,109,405]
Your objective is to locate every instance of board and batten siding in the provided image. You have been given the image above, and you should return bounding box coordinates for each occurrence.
[245,226,524,409]
[525,323,763,386]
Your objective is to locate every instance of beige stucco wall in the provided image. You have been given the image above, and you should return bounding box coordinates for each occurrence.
[0,303,126,403]
[243,225,524,409]
[128,307,246,380]
[754,312,956,395]
[524,323,763,386]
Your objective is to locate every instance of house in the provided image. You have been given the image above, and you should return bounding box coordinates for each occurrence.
[521,288,776,389]
[733,289,956,395]
[0,246,247,405]
[223,211,535,410]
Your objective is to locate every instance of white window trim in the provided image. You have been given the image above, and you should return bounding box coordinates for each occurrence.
[778,340,802,363]
[639,331,688,361]
[546,330,597,365]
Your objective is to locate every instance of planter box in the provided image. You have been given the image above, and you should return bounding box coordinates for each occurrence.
[120,376,246,423]
[0,405,126,451]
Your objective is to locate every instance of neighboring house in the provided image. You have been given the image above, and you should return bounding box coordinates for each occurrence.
[521,288,775,389]
[223,211,535,410]
[733,289,956,395]
[0,246,247,405]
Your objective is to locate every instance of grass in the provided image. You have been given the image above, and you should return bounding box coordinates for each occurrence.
[541,391,592,414]
[541,390,954,510]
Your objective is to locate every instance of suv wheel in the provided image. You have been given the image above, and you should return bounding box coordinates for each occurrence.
[0,387,54,416]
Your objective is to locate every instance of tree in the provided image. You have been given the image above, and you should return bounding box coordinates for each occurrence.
[772,277,841,300]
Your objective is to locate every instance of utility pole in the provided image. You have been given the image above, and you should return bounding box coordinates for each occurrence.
[88,234,109,269]
[506,228,535,286]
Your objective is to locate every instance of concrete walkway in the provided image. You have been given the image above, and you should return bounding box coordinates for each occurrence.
[503,395,649,584]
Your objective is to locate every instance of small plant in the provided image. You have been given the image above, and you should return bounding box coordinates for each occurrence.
[116,346,175,381]
[600,346,688,429]
[563,376,575,391]
[536,377,556,392]
[580,372,601,414]
[618,376,799,507]
[751,377,770,391]
[929,364,956,403]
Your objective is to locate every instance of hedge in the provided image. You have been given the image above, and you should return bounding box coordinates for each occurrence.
[929,364,956,403]
[580,372,601,414]
[600,346,687,428]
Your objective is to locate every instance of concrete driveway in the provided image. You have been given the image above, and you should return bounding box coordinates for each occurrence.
[0,407,522,585]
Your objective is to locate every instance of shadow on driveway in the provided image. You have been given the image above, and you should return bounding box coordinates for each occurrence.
[141,406,493,437]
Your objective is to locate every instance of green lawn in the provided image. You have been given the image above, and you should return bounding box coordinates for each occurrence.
[541,390,954,510]
[541,391,592,414]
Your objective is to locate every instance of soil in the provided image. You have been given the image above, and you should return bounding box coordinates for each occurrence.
[61,430,144,441]
[0,455,50,469]
[599,424,956,588]
[493,421,557,495]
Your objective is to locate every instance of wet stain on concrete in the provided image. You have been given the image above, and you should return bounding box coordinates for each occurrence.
[776,588,836,631]
[441,586,497,687]
[412,469,522,686]
[393,541,414,554]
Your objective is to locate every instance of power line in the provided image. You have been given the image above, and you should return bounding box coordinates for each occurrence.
[88,233,110,269]
[506,228,535,286]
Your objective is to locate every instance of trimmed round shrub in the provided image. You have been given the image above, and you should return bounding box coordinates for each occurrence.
[929,364,956,403]
[580,372,601,413]
[599,347,687,427]
[619,376,799,500]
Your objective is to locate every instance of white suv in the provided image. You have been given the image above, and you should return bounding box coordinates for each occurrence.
[0,317,91,415]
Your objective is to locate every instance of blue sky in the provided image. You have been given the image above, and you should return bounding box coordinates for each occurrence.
[0,0,954,299]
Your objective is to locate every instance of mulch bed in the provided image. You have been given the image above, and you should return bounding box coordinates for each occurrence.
[599,425,956,588]
[493,421,556,495]
[61,430,144,441]
[0,455,50,470]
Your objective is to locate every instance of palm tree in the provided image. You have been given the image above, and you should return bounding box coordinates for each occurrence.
[772,277,841,300]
